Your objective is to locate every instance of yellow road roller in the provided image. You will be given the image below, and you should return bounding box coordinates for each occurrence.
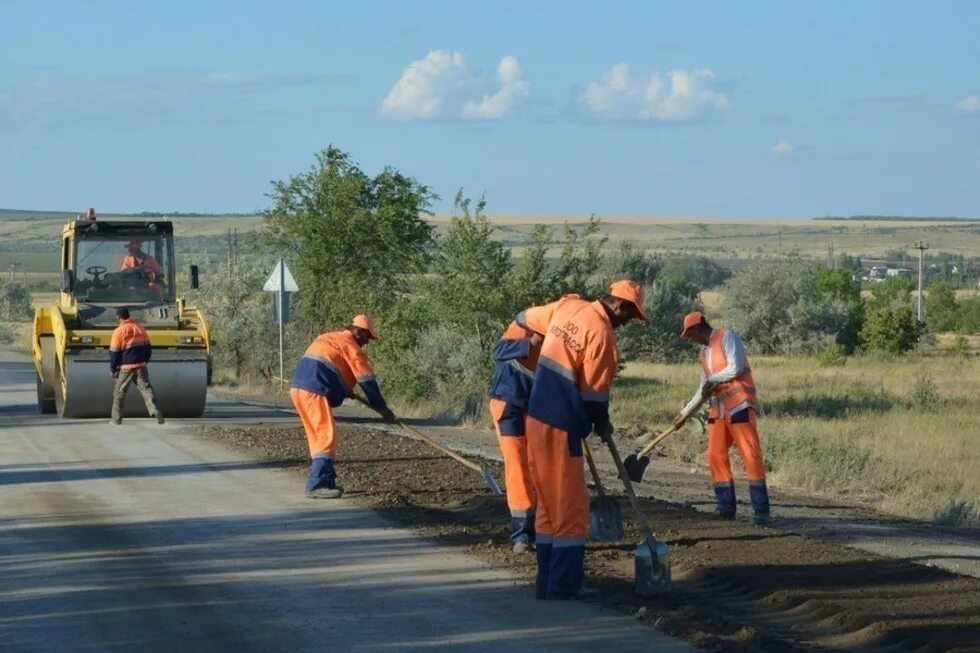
[32,210,212,418]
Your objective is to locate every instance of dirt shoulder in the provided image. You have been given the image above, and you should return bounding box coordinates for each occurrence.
[198,420,980,653]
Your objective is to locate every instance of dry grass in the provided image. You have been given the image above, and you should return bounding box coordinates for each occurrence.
[613,354,980,526]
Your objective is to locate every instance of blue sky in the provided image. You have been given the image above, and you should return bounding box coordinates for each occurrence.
[1,1,978,217]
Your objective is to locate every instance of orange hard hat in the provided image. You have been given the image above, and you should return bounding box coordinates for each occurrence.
[352,314,380,340]
[680,310,708,338]
[609,279,648,321]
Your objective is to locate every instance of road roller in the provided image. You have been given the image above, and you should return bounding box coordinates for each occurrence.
[32,210,212,418]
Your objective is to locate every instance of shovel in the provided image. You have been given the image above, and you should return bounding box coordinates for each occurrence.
[583,438,623,541]
[604,434,671,595]
[351,395,504,495]
[622,393,709,483]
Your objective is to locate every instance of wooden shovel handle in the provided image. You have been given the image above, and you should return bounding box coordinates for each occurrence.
[582,439,607,499]
[635,392,710,457]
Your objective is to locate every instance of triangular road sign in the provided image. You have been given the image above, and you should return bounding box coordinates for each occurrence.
[263,258,299,292]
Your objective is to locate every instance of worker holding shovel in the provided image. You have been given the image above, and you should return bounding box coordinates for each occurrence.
[525,281,646,600]
[489,295,580,553]
[678,311,771,525]
[290,315,396,499]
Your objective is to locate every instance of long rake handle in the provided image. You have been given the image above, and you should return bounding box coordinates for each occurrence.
[582,439,608,500]
[634,393,710,457]
[350,394,484,474]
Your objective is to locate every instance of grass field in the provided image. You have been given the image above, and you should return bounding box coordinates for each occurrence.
[612,353,980,526]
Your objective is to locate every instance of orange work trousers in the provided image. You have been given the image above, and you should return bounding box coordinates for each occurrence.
[526,415,588,597]
[489,398,535,543]
[290,388,338,458]
[707,408,769,516]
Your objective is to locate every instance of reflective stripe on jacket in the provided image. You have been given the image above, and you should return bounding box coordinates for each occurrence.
[290,330,388,411]
[109,319,152,371]
[701,328,758,417]
[527,297,620,445]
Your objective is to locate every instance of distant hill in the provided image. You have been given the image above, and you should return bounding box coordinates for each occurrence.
[0,208,262,220]
[815,215,979,222]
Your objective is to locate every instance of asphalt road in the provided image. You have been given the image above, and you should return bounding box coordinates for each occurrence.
[0,350,695,653]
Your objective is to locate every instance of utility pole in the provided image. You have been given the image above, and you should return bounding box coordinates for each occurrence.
[914,241,929,322]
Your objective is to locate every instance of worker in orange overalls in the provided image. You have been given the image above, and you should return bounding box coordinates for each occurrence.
[290,315,396,498]
[678,311,770,524]
[120,240,164,281]
[526,281,646,600]
[109,306,163,425]
[489,294,580,553]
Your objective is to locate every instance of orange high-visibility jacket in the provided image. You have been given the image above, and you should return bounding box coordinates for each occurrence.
[526,297,619,446]
[121,253,164,277]
[290,330,388,411]
[109,319,152,372]
[489,295,580,410]
[701,328,759,417]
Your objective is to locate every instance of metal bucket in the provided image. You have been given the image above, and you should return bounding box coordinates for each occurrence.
[634,539,671,596]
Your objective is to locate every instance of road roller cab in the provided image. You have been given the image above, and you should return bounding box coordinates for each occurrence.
[33,213,212,418]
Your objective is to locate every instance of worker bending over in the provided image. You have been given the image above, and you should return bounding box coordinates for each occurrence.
[290,315,396,498]
[488,295,579,553]
[525,281,646,600]
[678,311,770,524]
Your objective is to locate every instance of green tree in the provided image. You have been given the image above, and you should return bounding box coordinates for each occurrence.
[0,279,33,320]
[925,281,958,332]
[429,191,512,350]
[724,260,858,355]
[550,216,608,297]
[860,306,921,354]
[262,146,436,329]
[815,267,864,353]
[617,279,702,362]
[602,241,661,288]
[506,224,553,310]
[867,276,913,311]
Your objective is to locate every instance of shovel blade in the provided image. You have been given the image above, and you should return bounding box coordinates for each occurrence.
[589,496,624,541]
[634,538,671,596]
[622,454,650,483]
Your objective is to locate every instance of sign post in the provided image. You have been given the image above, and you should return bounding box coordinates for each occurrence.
[263,258,299,393]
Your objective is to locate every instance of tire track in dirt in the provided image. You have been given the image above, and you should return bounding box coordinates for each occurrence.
[198,423,980,653]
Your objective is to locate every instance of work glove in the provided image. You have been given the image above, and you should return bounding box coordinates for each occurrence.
[699,381,717,400]
[595,420,614,444]
[379,407,398,424]
[111,370,119,379]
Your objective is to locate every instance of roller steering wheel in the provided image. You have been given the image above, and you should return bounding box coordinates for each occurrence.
[85,265,107,281]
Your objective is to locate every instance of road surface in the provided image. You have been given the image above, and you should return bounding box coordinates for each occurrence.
[0,351,694,653]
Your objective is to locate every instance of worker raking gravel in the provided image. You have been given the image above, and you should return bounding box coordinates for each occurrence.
[289,314,397,498]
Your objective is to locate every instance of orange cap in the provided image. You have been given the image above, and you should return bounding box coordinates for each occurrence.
[352,314,380,340]
[680,310,707,338]
[609,279,648,321]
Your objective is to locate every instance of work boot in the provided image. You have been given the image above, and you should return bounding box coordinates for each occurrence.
[306,486,344,499]
[156,411,165,425]
[109,419,122,425]
[751,512,771,526]
[512,541,533,554]
[714,508,736,520]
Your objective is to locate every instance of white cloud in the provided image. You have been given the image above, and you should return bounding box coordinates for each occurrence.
[770,138,795,157]
[579,64,729,122]
[382,50,529,120]
[954,94,980,115]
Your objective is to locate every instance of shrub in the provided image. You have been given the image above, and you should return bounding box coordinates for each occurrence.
[860,306,921,354]
[817,343,847,367]
[0,279,32,320]
[926,281,958,332]
[906,375,943,410]
[617,279,702,363]
[659,256,731,290]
